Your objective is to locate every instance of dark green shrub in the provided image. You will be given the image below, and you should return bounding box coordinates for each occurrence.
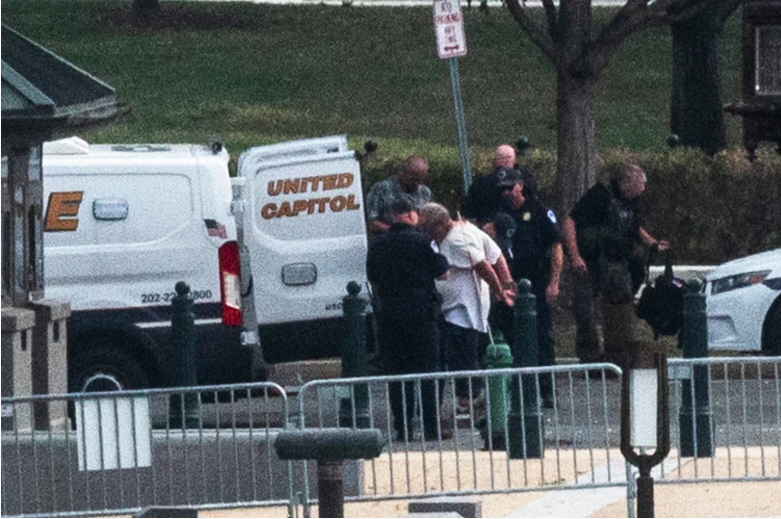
[362,145,781,264]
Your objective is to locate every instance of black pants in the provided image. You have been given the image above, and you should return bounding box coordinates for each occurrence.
[488,292,555,399]
[441,321,481,399]
[377,313,440,439]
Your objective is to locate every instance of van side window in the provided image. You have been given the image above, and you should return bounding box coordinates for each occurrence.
[93,198,129,221]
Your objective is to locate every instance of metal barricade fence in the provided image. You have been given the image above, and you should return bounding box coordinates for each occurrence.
[4,356,777,517]
[0,382,297,518]
[295,363,632,510]
[652,356,781,486]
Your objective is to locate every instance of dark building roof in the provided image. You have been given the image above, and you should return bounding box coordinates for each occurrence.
[1,25,124,148]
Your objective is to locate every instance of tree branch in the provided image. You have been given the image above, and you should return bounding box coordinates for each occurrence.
[666,0,723,23]
[588,0,666,76]
[506,0,558,64]
[587,0,723,77]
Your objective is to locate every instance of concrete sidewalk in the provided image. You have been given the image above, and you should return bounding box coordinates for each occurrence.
[199,481,780,518]
[198,447,780,518]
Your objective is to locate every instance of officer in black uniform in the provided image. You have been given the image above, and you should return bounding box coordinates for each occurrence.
[495,170,563,407]
[462,166,539,224]
[366,199,449,440]
[461,144,539,226]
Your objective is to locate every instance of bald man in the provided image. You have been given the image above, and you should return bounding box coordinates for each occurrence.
[461,144,538,225]
[366,155,433,235]
[492,144,516,168]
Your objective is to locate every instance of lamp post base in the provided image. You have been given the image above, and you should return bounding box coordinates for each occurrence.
[636,473,655,518]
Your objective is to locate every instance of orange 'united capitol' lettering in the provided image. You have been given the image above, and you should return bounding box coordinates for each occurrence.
[261,173,361,219]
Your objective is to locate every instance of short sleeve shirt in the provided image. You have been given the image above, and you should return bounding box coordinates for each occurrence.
[508,200,561,291]
[365,175,432,226]
[436,222,502,333]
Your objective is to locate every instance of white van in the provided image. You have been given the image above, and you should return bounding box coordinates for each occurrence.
[43,136,369,392]
[43,137,246,392]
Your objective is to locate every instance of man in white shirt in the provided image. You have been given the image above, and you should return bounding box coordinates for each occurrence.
[418,203,514,409]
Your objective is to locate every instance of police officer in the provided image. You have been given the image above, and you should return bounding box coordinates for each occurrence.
[366,199,448,441]
[490,170,564,407]
[562,164,669,365]
[496,169,563,407]
[461,146,538,225]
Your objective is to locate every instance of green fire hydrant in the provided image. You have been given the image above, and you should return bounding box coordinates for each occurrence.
[481,331,514,450]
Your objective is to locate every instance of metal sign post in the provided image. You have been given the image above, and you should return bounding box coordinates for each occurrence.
[434,0,472,194]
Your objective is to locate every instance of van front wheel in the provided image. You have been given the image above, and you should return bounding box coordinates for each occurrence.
[69,348,150,394]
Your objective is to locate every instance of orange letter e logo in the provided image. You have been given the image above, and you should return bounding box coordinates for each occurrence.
[44,191,83,232]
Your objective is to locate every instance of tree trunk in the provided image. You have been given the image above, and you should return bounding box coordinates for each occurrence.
[555,71,598,215]
[670,11,727,156]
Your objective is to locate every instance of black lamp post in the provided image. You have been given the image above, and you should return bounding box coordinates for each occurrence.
[620,341,671,518]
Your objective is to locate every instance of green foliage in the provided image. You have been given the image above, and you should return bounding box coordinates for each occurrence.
[3,0,773,265]
[361,147,781,264]
[1,0,743,152]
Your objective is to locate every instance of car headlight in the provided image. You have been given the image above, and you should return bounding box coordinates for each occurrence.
[711,270,771,295]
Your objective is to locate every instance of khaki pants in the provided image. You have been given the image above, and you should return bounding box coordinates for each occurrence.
[572,268,601,363]
[572,261,636,364]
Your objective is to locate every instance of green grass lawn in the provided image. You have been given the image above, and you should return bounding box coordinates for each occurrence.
[1,0,744,157]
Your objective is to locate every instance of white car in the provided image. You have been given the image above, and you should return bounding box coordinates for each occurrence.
[705,248,781,354]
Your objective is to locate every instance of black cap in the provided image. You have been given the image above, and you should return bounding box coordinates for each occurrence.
[494,167,523,189]
[389,198,415,216]
[492,212,516,253]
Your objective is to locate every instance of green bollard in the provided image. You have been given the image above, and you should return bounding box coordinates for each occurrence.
[679,279,713,457]
[339,281,371,428]
[481,333,514,450]
[508,279,544,459]
[169,281,200,429]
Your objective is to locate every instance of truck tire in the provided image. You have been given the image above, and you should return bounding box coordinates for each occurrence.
[762,299,781,356]
[69,347,150,394]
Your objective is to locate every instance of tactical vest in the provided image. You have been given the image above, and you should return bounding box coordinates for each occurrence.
[577,184,636,264]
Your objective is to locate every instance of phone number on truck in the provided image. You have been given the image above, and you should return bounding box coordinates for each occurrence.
[140,290,213,304]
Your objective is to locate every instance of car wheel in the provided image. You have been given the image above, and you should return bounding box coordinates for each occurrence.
[762,299,781,356]
[69,347,150,393]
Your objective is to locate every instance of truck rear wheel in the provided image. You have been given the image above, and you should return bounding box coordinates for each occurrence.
[69,347,150,393]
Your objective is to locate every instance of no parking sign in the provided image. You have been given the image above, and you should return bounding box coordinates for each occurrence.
[433,0,467,59]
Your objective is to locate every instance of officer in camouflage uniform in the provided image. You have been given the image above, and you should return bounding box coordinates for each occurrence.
[562,165,669,365]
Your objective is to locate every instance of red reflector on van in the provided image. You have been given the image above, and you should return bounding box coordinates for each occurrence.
[218,241,242,326]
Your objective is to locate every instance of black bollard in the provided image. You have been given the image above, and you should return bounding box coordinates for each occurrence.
[339,281,371,428]
[679,279,713,457]
[317,461,345,518]
[508,279,544,459]
[169,281,200,429]
[635,474,655,518]
[274,428,385,518]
